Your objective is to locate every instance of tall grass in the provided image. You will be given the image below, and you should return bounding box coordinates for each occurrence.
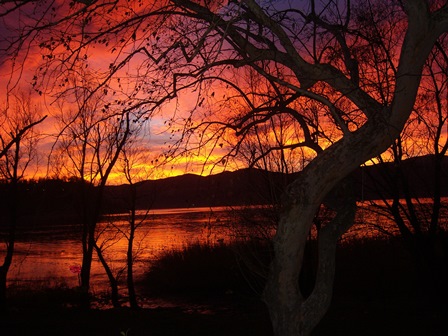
[7,278,85,309]
[140,239,271,297]
[140,235,423,302]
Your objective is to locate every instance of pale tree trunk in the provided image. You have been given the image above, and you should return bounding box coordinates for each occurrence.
[264,176,357,335]
[302,180,357,333]
[264,118,417,336]
[262,3,446,333]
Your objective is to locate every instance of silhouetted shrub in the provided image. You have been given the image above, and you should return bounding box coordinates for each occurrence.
[140,240,271,297]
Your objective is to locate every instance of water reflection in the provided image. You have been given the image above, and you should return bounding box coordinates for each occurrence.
[5,200,446,292]
[6,207,247,292]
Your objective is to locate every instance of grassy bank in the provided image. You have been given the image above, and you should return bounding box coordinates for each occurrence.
[140,237,418,299]
[139,240,270,298]
[2,237,447,335]
[139,237,447,335]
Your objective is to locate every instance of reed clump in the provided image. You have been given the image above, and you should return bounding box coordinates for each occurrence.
[140,239,271,297]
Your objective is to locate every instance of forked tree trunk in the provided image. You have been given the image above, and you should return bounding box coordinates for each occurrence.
[94,243,121,308]
[264,177,357,335]
[262,26,437,329]
[79,184,108,308]
[263,120,407,336]
[264,201,317,336]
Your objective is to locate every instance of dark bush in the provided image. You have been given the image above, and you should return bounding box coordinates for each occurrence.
[140,240,271,297]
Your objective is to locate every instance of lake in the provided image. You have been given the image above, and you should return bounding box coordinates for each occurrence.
[3,200,445,294]
[5,206,269,293]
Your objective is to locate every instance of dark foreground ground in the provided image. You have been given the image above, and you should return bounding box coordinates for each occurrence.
[1,291,446,336]
[2,237,447,335]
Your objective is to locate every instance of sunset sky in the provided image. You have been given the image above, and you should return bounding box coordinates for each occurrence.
[1,5,447,335]
[0,1,238,184]
[0,0,446,185]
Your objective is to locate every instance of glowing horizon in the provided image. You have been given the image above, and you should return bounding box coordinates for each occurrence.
[0,1,446,187]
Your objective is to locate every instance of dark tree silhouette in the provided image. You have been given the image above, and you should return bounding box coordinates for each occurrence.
[2,0,448,334]
[364,33,448,308]
[0,91,46,309]
[53,75,135,307]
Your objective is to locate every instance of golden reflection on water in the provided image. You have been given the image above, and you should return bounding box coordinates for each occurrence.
[5,200,446,292]
[5,207,249,291]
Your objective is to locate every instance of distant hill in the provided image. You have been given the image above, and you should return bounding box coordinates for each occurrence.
[104,168,291,210]
[2,155,445,227]
[353,154,448,201]
[104,155,448,211]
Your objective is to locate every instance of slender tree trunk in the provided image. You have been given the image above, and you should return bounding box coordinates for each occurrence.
[430,155,448,305]
[0,180,18,310]
[389,153,448,308]
[429,154,442,236]
[126,182,139,309]
[127,227,138,309]
[78,181,93,308]
[94,243,120,308]
[79,185,105,308]
[0,266,7,310]
[80,225,95,308]
[0,240,15,309]
[0,263,12,310]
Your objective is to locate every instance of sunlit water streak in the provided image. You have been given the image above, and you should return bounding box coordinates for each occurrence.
[4,206,254,293]
[3,200,447,296]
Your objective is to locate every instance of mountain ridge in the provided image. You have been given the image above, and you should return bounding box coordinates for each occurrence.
[104,154,448,210]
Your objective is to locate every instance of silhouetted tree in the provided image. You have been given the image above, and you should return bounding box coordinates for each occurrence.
[158,2,448,334]
[0,90,46,309]
[365,32,448,307]
[53,73,134,307]
[119,141,153,309]
[2,0,448,334]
